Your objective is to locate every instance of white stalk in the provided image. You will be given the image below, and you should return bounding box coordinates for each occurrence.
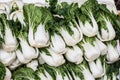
[95,38,107,55]
[10,10,25,26]
[65,45,83,64]
[40,48,65,67]
[0,49,16,66]
[16,49,31,64]
[79,14,98,37]
[23,0,49,7]
[89,59,105,78]
[71,71,81,80]
[28,24,49,48]
[56,72,63,80]
[8,58,22,70]
[3,26,18,52]
[117,40,120,55]
[26,60,38,71]
[60,23,83,46]
[44,70,53,80]
[67,71,73,80]
[4,68,12,80]
[82,42,100,62]
[101,75,108,80]
[37,72,48,80]
[64,74,70,80]
[38,55,45,64]
[10,0,23,10]
[112,73,117,80]
[19,37,39,60]
[82,67,95,80]
[97,19,115,41]
[50,33,67,54]
[107,43,119,63]
[96,59,105,76]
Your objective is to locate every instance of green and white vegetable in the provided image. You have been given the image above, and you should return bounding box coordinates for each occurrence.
[97,14,116,41]
[16,36,39,64]
[10,0,24,10]
[4,68,12,80]
[60,22,83,46]
[28,23,49,48]
[0,14,18,52]
[97,0,118,14]
[65,45,83,64]
[50,33,67,54]
[0,49,16,66]
[80,37,101,62]
[40,48,65,67]
[0,0,120,80]
[36,67,53,80]
[23,4,50,48]
[78,62,95,80]
[10,10,25,26]
[3,26,18,52]
[82,68,95,80]
[95,38,107,55]
[0,3,10,19]
[8,58,21,70]
[77,0,98,37]
[13,67,39,80]
[106,41,120,63]
[26,60,38,71]
[88,58,105,78]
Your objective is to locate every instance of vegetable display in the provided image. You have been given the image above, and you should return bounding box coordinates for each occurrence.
[0,0,120,80]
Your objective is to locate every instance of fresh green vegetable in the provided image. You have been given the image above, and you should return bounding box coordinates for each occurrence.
[13,67,40,80]
[0,62,6,80]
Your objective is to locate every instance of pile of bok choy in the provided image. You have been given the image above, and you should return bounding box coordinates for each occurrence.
[0,0,120,80]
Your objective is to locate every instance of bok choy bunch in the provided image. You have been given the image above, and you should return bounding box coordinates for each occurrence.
[77,0,98,37]
[106,41,120,63]
[16,35,39,64]
[0,0,120,80]
[50,33,67,54]
[0,49,16,66]
[59,22,83,46]
[97,13,116,41]
[0,14,18,52]
[24,4,51,48]
[88,57,105,78]
[78,37,101,62]
[36,66,54,80]
[39,48,65,67]
[53,2,83,46]
[65,45,83,64]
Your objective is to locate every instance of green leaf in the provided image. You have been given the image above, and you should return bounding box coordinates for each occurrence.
[80,0,99,17]
[23,4,42,29]
[43,64,56,80]
[40,48,51,56]
[13,67,40,80]
[0,62,6,80]
[110,40,117,47]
